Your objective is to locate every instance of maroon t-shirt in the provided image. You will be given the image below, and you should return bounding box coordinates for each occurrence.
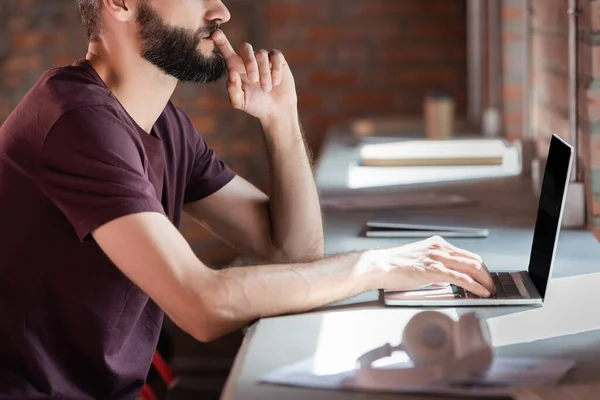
[0,59,236,399]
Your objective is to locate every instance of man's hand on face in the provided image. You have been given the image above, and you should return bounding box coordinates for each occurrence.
[212,30,298,123]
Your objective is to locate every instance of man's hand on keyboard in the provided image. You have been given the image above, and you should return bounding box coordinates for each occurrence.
[368,235,496,297]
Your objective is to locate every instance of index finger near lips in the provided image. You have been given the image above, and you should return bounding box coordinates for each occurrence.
[211,30,237,60]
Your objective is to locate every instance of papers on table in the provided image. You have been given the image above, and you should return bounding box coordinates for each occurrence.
[348,138,522,189]
[360,139,508,167]
[259,355,575,397]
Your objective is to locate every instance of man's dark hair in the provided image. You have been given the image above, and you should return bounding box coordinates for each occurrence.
[78,0,102,40]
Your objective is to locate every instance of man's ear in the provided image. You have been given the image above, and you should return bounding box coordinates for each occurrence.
[102,0,136,23]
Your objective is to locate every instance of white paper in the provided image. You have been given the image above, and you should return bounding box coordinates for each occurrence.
[360,139,509,161]
[259,356,575,397]
[347,146,521,189]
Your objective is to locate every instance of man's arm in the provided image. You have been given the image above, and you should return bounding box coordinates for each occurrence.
[183,31,325,264]
[183,113,323,263]
[92,212,494,342]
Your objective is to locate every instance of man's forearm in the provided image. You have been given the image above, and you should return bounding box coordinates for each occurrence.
[203,250,377,339]
[261,111,324,261]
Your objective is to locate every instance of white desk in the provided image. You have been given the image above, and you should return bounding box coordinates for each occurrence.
[221,128,600,400]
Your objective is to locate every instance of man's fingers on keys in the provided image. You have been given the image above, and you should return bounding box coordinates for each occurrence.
[430,249,494,293]
[211,30,237,60]
[440,255,495,294]
[255,50,272,92]
[435,264,491,297]
[239,43,259,83]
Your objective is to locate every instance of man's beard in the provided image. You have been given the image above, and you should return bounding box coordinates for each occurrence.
[136,2,227,84]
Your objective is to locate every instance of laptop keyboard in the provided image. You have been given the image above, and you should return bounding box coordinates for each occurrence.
[453,272,523,299]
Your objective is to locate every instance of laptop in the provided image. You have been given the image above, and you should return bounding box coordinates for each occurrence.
[382,134,574,306]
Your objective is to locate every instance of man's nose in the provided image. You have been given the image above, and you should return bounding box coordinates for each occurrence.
[206,0,231,25]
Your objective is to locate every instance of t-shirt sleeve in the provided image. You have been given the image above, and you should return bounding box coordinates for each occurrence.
[36,106,166,242]
[183,125,236,204]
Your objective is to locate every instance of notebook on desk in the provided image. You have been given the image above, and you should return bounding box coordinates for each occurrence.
[360,139,509,167]
[382,134,574,307]
[365,221,489,238]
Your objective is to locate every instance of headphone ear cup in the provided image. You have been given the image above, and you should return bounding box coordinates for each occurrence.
[454,312,493,359]
[403,311,455,364]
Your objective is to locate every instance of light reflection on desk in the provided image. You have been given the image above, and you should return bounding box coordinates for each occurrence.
[310,273,600,377]
[487,272,600,347]
[311,309,459,376]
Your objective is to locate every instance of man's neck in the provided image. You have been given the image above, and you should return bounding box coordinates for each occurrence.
[85,40,178,134]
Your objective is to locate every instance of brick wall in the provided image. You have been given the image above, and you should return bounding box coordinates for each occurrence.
[502,0,526,142]
[529,0,598,236]
[588,0,600,236]
[501,0,599,238]
[0,0,469,265]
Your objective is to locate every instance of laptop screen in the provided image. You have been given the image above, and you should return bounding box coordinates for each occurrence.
[528,135,573,298]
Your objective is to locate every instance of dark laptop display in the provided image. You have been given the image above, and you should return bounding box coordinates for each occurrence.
[528,135,574,298]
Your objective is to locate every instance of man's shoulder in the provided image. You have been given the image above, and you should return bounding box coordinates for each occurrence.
[39,59,115,112]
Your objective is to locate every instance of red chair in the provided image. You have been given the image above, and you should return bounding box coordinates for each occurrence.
[139,350,175,400]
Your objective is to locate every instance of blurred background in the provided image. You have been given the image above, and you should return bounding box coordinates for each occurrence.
[1,0,599,398]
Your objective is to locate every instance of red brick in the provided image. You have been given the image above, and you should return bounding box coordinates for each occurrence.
[268,24,305,42]
[532,0,569,30]
[311,23,400,42]
[580,44,592,82]
[308,71,360,86]
[377,46,446,64]
[587,87,600,122]
[333,46,368,64]
[305,115,347,151]
[52,53,74,67]
[424,0,464,16]
[543,70,569,111]
[266,3,327,21]
[533,33,568,70]
[191,117,216,134]
[341,91,396,110]
[591,0,600,31]
[394,68,456,86]
[194,96,231,110]
[505,126,523,142]
[593,200,600,216]
[232,140,256,156]
[0,103,11,121]
[591,134,600,169]
[11,31,66,48]
[297,93,324,109]
[503,29,522,44]
[307,26,343,41]
[341,2,416,18]
[281,48,325,65]
[503,83,524,102]
[3,73,21,88]
[503,3,524,21]
[591,46,600,79]
[3,54,41,72]
[409,22,465,40]
[503,111,524,127]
